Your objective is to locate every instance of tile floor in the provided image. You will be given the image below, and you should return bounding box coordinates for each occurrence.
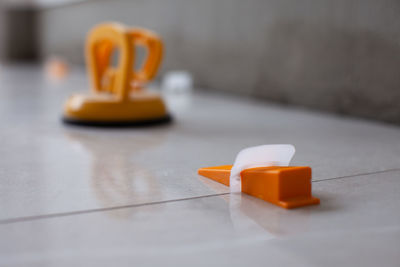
[0,65,399,266]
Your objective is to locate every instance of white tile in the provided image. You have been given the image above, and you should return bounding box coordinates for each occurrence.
[1,66,400,220]
[0,171,399,266]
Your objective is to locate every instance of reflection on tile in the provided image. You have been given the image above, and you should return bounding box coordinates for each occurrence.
[67,131,167,218]
[1,171,399,266]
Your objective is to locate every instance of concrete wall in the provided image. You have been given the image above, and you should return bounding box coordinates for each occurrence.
[38,0,400,124]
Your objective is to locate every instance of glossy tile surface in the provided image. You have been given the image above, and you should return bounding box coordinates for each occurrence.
[1,65,400,221]
[1,171,399,266]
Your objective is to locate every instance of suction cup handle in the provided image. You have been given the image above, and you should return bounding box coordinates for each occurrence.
[89,25,163,95]
[86,23,134,100]
[129,28,163,83]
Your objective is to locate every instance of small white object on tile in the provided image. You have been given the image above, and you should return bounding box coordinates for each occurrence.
[162,71,193,93]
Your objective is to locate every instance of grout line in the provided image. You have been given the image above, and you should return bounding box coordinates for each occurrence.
[313,168,400,183]
[0,193,230,225]
[2,167,400,225]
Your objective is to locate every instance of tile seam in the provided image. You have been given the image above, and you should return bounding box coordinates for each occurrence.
[2,167,400,224]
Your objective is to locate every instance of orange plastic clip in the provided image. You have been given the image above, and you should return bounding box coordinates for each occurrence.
[198,165,320,209]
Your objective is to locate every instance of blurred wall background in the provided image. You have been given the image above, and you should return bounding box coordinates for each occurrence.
[0,6,38,61]
[1,0,400,124]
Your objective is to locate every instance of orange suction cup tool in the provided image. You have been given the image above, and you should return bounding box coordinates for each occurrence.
[63,22,170,127]
[198,165,320,209]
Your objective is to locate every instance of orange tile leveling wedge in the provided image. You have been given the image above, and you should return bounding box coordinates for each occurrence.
[198,165,320,209]
[63,22,171,126]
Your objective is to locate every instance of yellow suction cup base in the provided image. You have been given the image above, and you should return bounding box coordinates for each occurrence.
[63,91,171,127]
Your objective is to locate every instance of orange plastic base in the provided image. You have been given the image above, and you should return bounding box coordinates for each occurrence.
[198,165,319,209]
